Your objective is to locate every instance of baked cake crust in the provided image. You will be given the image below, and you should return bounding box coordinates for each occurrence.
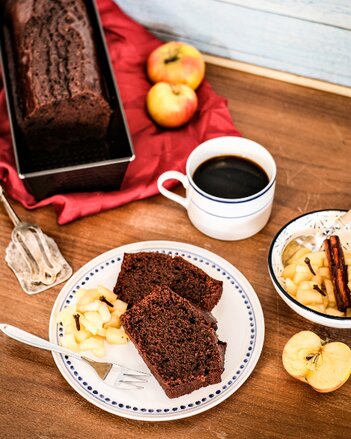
[4,0,112,150]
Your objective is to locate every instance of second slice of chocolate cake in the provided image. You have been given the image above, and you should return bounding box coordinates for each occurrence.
[114,252,223,311]
[120,285,226,399]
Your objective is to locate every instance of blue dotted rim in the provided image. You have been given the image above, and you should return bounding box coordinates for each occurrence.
[56,247,258,416]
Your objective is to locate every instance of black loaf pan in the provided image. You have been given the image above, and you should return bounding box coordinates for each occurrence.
[0,0,135,201]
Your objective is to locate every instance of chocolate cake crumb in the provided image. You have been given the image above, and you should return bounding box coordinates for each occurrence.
[114,252,223,311]
[120,285,226,398]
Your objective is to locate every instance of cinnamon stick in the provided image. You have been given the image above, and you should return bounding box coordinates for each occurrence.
[323,235,351,312]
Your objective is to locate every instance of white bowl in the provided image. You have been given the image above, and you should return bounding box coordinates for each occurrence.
[268,209,351,329]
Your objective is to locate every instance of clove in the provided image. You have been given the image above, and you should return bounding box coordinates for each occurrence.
[73,313,80,331]
[304,257,316,275]
[99,296,114,307]
[313,284,326,297]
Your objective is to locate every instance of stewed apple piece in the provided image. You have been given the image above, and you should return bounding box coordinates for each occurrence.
[79,336,104,352]
[60,333,79,352]
[111,299,128,317]
[282,331,351,392]
[98,302,111,324]
[55,305,77,326]
[97,285,117,303]
[281,240,351,316]
[57,285,129,358]
[106,327,129,345]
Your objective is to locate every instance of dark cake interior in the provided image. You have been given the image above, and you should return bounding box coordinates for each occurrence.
[171,256,223,311]
[114,252,223,311]
[4,0,112,152]
[120,285,226,399]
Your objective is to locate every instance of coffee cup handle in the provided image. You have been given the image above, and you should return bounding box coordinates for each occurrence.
[157,171,189,209]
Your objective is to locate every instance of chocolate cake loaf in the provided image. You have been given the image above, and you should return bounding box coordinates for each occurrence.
[4,0,112,150]
[114,252,223,311]
[120,285,226,398]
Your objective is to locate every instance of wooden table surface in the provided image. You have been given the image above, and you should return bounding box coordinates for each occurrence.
[1,65,350,439]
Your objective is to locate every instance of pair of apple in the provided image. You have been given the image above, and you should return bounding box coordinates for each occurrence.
[146,41,205,128]
[283,331,351,393]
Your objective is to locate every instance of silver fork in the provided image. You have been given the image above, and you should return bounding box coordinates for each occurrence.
[0,324,149,389]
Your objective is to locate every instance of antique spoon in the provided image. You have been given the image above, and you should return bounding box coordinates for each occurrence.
[282,210,351,266]
[0,186,62,285]
[0,185,72,293]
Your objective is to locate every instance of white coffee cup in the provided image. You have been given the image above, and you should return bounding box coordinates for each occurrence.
[157,136,277,240]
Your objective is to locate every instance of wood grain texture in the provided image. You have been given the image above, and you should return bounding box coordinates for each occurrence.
[203,54,351,97]
[1,65,351,438]
[116,0,351,87]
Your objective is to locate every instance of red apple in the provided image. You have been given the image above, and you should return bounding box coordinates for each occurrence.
[146,82,198,128]
[147,41,205,90]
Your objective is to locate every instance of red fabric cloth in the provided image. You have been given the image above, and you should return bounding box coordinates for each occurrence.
[0,0,241,224]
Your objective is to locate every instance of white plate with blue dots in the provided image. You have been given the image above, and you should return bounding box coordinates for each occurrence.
[49,240,264,421]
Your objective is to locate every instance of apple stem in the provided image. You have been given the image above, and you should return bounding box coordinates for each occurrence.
[164,55,179,64]
[170,84,181,95]
[164,48,181,65]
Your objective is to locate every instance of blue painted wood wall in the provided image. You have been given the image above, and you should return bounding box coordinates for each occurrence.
[115,0,351,87]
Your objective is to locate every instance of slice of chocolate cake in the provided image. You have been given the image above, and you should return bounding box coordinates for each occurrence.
[114,252,223,311]
[120,285,226,398]
[170,256,223,311]
[114,252,173,304]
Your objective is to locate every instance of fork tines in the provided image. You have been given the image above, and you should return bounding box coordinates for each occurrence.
[120,372,149,388]
[105,365,150,390]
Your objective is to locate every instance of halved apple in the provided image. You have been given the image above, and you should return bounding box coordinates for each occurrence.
[282,331,351,392]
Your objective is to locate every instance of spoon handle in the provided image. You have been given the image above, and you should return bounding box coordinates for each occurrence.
[0,185,21,227]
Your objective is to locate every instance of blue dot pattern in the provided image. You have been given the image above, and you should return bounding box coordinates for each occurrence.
[56,247,257,417]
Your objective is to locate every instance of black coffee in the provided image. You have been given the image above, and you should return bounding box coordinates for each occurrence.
[193,155,269,199]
